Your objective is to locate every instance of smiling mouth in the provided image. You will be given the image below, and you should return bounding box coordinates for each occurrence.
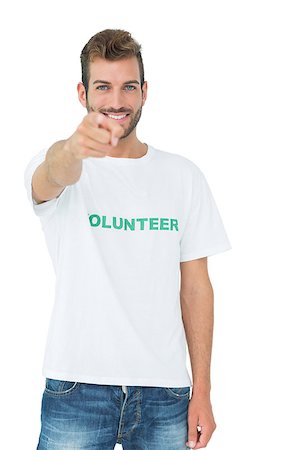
[103,113,130,120]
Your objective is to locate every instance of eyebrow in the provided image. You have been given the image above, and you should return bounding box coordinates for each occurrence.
[92,79,140,85]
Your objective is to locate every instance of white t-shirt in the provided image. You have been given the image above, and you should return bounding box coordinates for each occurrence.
[24,144,231,388]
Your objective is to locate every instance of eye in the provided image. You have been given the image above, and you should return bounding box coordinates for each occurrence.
[96,85,109,91]
[124,85,136,91]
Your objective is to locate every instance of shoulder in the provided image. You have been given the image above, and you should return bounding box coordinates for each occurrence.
[24,148,48,172]
[150,145,205,179]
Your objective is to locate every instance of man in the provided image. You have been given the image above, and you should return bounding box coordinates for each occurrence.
[24,29,231,450]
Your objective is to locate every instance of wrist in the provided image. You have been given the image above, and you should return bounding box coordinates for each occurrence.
[192,383,211,397]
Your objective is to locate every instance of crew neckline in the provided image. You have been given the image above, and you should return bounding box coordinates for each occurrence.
[103,144,153,165]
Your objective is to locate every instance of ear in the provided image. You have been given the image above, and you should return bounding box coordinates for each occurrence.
[77,82,87,108]
[141,81,148,106]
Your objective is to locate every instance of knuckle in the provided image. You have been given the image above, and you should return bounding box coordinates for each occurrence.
[210,421,216,431]
[77,123,85,134]
[77,135,85,147]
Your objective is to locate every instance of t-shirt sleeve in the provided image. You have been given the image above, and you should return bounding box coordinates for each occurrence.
[180,166,232,262]
[24,148,69,217]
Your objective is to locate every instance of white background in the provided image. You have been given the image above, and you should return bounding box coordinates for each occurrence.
[1,0,299,449]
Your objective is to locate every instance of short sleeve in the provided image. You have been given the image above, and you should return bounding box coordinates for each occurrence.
[24,148,68,218]
[180,167,232,262]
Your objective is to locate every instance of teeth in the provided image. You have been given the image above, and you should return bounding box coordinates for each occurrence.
[107,114,127,120]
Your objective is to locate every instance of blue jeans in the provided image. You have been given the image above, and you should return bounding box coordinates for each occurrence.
[37,378,191,449]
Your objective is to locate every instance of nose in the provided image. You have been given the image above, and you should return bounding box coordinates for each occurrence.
[108,88,126,110]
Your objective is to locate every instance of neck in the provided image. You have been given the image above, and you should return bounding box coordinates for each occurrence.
[107,130,147,158]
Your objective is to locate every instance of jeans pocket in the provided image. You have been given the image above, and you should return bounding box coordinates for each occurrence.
[164,386,191,399]
[44,377,79,396]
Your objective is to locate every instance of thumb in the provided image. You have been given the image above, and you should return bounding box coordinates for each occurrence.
[186,421,200,449]
[111,125,125,147]
[186,440,196,449]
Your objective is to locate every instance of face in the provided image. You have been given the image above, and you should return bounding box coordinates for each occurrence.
[78,56,147,140]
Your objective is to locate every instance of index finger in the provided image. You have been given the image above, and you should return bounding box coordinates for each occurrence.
[88,112,124,145]
[85,111,106,127]
[195,428,211,449]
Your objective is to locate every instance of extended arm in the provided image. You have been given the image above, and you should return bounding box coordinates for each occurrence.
[31,112,123,204]
[32,140,82,204]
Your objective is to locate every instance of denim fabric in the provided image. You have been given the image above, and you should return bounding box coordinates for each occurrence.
[37,378,191,449]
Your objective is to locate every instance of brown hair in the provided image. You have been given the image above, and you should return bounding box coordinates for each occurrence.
[80,29,145,94]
